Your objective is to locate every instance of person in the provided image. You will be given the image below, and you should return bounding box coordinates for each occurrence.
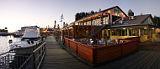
[90,39,94,44]
[99,38,105,44]
[72,38,75,41]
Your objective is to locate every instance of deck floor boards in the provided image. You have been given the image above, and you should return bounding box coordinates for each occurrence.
[40,36,160,69]
[40,36,91,69]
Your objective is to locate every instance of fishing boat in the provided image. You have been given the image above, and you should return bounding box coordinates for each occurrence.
[10,27,42,54]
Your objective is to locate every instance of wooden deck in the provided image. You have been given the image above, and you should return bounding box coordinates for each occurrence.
[40,36,91,69]
[41,36,160,69]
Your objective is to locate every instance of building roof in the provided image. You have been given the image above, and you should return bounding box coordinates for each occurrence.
[123,14,151,24]
[72,6,127,24]
[113,14,152,25]
[102,6,127,17]
[111,14,154,28]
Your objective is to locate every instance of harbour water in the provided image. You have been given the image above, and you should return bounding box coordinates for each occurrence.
[0,36,21,54]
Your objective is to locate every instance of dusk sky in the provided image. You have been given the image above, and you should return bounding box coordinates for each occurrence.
[0,0,160,32]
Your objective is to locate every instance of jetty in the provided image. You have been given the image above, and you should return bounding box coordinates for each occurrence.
[40,36,90,69]
[1,35,160,69]
[40,36,160,69]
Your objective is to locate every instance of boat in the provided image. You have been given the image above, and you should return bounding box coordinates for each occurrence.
[10,27,42,54]
[0,28,8,36]
[13,30,23,37]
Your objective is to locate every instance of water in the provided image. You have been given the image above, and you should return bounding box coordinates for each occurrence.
[0,36,21,54]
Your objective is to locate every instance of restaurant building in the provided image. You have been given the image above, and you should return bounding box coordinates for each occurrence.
[64,6,157,42]
[55,6,146,65]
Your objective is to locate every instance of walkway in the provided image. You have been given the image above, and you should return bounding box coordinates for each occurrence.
[41,36,160,69]
[40,36,91,69]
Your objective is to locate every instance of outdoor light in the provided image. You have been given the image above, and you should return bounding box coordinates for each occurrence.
[144,27,147,29]
[107,10,111,13]
[115,13,118,16]
[123,28,126,29]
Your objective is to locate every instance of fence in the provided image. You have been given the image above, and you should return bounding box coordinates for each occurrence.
[64,37,140,65]
[0,42,46,69]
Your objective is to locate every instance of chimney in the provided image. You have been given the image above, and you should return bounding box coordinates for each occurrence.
[128,9,134,20]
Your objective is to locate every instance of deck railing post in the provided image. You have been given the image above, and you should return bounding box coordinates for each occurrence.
[93,47,96,65]
[33,52,36,69]
[7,53,9,68]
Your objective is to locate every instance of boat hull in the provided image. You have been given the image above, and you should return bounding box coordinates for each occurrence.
[13,45,38,55]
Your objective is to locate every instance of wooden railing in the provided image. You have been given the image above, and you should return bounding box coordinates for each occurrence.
[0,42,46,69]
[64,37,140,65]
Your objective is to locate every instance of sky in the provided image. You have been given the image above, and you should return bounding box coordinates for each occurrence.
[0,0,160,32]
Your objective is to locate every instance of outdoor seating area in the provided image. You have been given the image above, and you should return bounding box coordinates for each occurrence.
[64,37,140,65]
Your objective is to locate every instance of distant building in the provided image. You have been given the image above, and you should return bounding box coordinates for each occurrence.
[0,27,8,36]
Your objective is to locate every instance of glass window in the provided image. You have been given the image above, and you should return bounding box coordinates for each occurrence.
[117,29,121,36]
[112,29,116,36]
[122,29,127,36]
[75,22,78,25]
[129,29,132,36]
[105,17,109,24]
[144,29,148,35]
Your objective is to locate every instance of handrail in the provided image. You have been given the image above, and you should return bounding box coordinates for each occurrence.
[33,42,46,53]
[0,42,46,69]
[88,25,107,39]
[19,54,33,69]
[0,49,14,56]
[33,42,46,69]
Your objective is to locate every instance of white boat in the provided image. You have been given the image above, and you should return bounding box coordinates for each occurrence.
[10,27,42,54]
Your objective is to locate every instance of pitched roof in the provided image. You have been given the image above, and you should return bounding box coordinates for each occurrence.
[73,6,127,23]
[114,14,151,25]
[102,6,127,17]
[123,14,151,24]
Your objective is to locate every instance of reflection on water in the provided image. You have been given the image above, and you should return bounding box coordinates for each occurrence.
[0,36,21,54]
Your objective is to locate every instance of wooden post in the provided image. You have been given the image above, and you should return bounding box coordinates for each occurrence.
[101,13,104,25]
[33,53,36,69]
[74,27,75,38]
[121,29,122,36]
[90,19,93,38]
[109,13,112,25]
[110,29,112,37]
[93,48,96,65]
[139,28,141,36]
[127,28,129,36]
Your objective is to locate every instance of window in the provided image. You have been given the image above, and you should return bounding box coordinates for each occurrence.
[121,29,127,36]
[129,29,132,36]
[105,17,109,24]
[87,21,91,25]
[75,22,78,25]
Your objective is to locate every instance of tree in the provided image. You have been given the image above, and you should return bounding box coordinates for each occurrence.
[153,16,160,27]
[75,10,97,21]
[91,10,95,15]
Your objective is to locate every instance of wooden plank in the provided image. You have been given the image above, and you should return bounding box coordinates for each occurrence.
[40,36,160,69]
[40,36,90,69]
